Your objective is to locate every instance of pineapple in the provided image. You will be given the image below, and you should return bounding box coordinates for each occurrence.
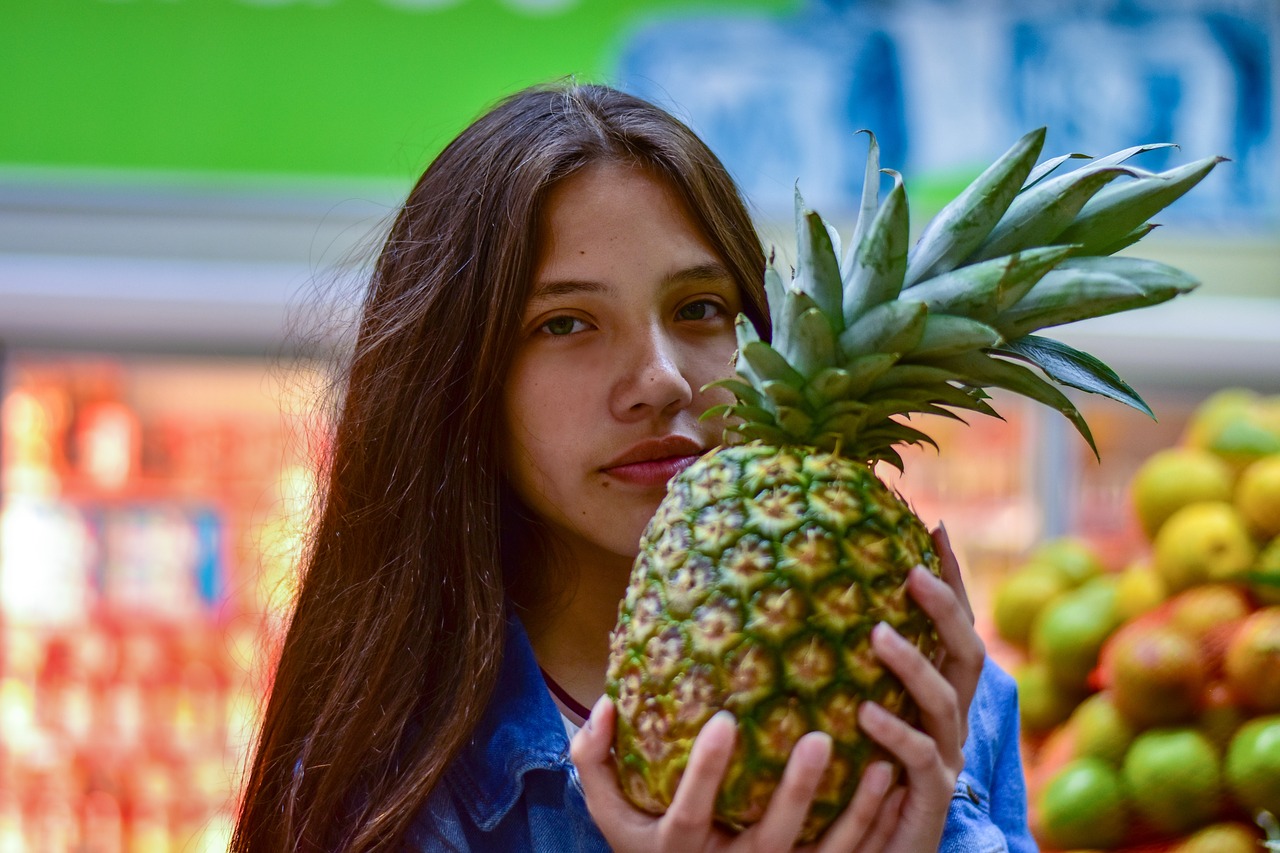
[604,127,1222,841]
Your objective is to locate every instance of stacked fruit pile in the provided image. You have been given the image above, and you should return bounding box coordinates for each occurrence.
[992,388,1280,851]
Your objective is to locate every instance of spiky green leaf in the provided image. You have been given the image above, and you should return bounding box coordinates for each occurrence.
[734,423,793,445]
[998,335,1154,418]
[907,315,1003,359]
[844,353,901,397]
[797,211,845,329]
[843,129,881,280]
[763,265,787,324]
[904,126,1047,286]
[865,365,961,391]
[772,288,820,368]
[904,245,1075,323]
[995,256,1198,339]
[703,378,765,408]
[807,368,854,402]
[843,170,909,323]
[946,351,1098,458]
[761,379,805,409]
[1089,142,1179,169]
[1056,156,1226,255]
[855,421,939,453]
[741,341,807,387]
[790,306,838,380]
[1087,223,1158,257]
[1024,153,1091,189]
[733,314,763,387]
[968,166,1140,262]
[776,406,816,439]
[840,300,926,360]
[722,404,778,426]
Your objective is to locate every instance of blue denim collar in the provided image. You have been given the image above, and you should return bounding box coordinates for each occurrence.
[446,611,572,831]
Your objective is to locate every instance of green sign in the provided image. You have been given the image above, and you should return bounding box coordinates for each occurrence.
[2,0,796,182]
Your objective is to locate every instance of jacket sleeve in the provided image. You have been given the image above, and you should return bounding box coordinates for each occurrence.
[939,657,1040,853]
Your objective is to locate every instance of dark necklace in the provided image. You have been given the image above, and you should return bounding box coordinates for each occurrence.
[539,666,593,720]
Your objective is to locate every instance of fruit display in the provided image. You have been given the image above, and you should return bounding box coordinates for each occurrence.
[992,389,1280,850]
[604,127,1221,840]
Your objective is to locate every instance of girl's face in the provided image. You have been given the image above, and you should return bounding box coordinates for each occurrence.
[503,161,743,571]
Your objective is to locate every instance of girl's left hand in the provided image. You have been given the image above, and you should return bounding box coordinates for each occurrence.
[850,523,985,851]
[574,523,984,852]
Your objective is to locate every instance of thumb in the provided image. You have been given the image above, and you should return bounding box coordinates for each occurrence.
[570,696,623,801]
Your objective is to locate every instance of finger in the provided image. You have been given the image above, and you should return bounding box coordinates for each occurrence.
[858,785,907,852]
[745,731,832,850]
[812,760,894,852]
[571,697,647,832]
[661,710,737,837]
[870,621,964,765]
[907,565,985,714]
[931,523,973,624]
[858,701,954,803]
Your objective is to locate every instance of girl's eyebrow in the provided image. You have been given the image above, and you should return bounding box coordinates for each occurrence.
[527,261,734,308]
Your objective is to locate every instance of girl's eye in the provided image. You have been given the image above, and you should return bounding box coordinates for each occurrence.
[677,300,722,321]
[538,316,587,336]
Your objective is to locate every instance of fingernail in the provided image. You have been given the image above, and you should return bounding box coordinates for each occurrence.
[586,695,609,731]
[709,709,736,730]
[802,731,834,766]
[859,701,892,727]
[872,620,906,648]
[937,520,950,542]
[866,760,894,790]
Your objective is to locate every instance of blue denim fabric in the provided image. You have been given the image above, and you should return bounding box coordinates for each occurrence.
[409,615,1038,852]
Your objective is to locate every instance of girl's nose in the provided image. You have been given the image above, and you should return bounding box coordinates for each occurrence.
[610,327,694,421]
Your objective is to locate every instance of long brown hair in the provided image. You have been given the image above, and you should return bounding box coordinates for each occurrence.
[232,82,769,852]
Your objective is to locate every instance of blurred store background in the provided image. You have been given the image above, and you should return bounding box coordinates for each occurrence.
[1,0,1278,850]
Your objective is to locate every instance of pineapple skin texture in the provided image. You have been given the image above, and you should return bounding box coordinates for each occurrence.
[605,441,941,842]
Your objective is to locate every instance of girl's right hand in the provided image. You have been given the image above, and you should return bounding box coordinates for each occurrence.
[571,698,901,853]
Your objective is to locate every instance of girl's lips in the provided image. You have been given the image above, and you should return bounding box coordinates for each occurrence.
[603,454,701,487]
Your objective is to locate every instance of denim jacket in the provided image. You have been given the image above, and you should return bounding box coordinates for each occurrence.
[409,615,1038,852]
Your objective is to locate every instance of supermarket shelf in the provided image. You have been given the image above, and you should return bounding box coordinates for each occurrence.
[1053,293,1280,392]
[2,179,1277,367]
[0,252,359,356]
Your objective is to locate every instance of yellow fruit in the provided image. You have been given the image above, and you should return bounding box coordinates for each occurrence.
[1172,581,1249,648]
[1235,455,1280,541]
[993,565,1070,648]
[1107,624,1208,728]
[1016,661,1084,735]
[1200,681,1247,752]
[1114,560,1167,622]
[1028,537,1105,588]
[1032,579,1123,692]
[1225,715,1280,818]
[1067,692,1135,766]
[1184,388,1280,475]
[1173,821,1262,853]
[1131,448,1234,541]
[1122,727,1222,836]
[1223,607,1280,713]
[1252,535,1280,605]
[1035,758,1129,850]
[1153,502,1257,592]
[1183,389,1262,451]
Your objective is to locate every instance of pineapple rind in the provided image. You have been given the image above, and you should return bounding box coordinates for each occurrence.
[608,444,938,842]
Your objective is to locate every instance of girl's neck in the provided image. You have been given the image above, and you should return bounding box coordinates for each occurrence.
[524,544,633,721]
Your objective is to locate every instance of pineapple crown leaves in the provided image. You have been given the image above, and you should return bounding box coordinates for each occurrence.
[706,129,1224,466]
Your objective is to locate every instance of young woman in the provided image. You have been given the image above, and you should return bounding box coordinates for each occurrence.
[231,82,1036,852]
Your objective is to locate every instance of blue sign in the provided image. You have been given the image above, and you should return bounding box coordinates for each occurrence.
[617,0,1277,227]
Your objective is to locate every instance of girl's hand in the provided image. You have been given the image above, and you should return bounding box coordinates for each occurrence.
[849,523,986,852]
[572,523,983,852]
[572,701,897,852]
